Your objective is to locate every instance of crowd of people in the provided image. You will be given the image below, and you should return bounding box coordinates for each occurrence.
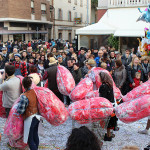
[0,39,150,150]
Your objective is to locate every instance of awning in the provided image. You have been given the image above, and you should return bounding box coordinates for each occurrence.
[76,7,149,37]
[76,21,116,35]
[0,30,48,35]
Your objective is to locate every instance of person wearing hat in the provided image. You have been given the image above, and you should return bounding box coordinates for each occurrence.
[86,59,96,71]
[57,55,65,66]
[10,53,27,77]
[43,57,63,102]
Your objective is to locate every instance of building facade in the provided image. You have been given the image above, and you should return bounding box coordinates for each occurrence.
[0,0,53,42]
[52,0,91,43]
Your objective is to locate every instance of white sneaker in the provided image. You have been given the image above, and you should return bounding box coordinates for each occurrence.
[138,129,148,135]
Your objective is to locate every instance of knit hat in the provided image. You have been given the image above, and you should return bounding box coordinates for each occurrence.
[14,53,21,59]
[49,57,58,65]
[57,55,62,59]
[87,59,96,67]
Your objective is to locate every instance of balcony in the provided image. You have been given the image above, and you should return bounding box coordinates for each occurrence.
[108,0,150,8]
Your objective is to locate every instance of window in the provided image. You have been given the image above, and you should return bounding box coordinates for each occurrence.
[41,3,47,14]
[58,32,62,39]
[68,11,72,22]
[74,0,77,5]
[31,0,35,14]
[58,8,63,20]
[80,0,83,7]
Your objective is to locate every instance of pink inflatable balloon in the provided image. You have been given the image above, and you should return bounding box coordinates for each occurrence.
[57,65,75,96]
[0,91,6,118]
[34,86,68,126]
[44,79,48,88]
[9,138,27,149]
[4,98,27,148]
[122,80,150,102]
[69,97,114,124]
[69,78,93,101]
[85,90,99,99]
[4,98,24,140]
[115,95,150,123]
[88,67,122,99]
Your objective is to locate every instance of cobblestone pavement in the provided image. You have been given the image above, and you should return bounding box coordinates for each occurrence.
[0,117,150,150]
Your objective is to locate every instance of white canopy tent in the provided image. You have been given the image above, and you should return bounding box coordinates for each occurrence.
[76,7,150,37]
[76,21,116,35]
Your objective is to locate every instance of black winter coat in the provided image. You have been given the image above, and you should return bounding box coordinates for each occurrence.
[99,83,114,103]
[127,65,144,83]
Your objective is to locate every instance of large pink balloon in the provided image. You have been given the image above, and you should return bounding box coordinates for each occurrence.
[88,67,122,99]
[57,65,75,96]
[115,95,150,123]
[34,86,68,126]
[0,91,6,118]
[69,78,93,101]
[85,90,99,99]
[4,98,27,148]
[122,80,150,102]
[69,97,114,124]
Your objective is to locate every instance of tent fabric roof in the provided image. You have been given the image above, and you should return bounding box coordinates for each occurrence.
[76,7,149,37]
[76,21,115,35]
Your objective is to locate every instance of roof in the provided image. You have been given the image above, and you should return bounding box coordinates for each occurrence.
[0,18,52,24]
[76,7,149,37]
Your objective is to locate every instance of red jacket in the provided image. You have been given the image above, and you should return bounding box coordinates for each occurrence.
[130,78,140,89]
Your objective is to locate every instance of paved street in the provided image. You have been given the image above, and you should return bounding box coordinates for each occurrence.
[0,117,150,150]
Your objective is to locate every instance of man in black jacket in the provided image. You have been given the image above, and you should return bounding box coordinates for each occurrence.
[43,57,63,102]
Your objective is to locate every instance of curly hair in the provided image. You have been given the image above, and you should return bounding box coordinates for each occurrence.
[65,126,101,150]
[99,71,113,88]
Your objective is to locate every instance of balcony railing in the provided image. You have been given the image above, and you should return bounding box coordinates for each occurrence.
[108,0,150,8]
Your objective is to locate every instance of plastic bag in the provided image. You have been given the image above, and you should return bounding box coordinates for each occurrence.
[57,65,75,96]
[4,98,27,148]
[85,90,99,99]
[115,95,150,123]
[0,91,6,118]
[34,86,68,126]
[69,78,93,101]
[4,98,24,140]
[68,97,114,124]
[88,67,122,99]
[8,138,27,149]
[122,80,150,102]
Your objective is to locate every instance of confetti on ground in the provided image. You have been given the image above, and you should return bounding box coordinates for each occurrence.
[0,117,150,150]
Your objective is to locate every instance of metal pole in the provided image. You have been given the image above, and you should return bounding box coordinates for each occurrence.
[87,0,89,26]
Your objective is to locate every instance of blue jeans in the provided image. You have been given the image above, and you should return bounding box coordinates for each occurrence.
[28,117,40,150]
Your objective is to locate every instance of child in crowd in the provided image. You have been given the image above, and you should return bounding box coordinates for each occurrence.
[130,71,141,89]
[101,62,107,70]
